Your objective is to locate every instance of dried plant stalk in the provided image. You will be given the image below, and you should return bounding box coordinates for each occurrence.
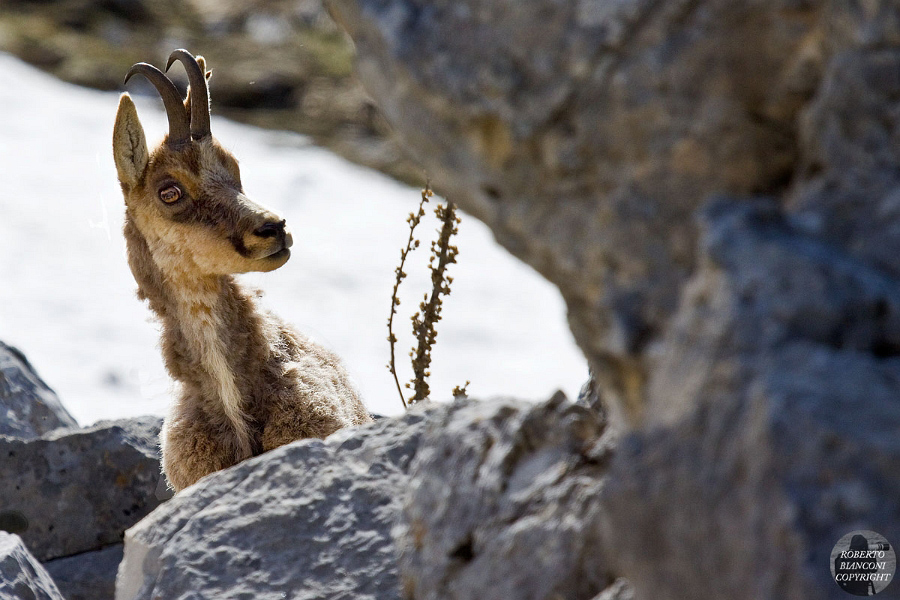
[408,200,461,404]
[452,381,470,399]
[386,187,431,409]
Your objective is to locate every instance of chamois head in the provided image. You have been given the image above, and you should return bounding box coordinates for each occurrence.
[113,49,292,276]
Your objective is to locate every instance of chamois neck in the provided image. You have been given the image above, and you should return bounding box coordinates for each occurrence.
[123,212,256,457]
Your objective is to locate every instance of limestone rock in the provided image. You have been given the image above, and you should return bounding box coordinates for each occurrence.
[0,340,77,439]
[116,408,436,600]
[324,0,900,422]
[647,196,900,423]
[603,344,900,599]
[0,532,65,600]
[116,398,625,600]
[396,395,611,600]
[601,199,900,599]
[43,544,124,600]
[575,371,603,416]
[0,417,165,562]
[325,0,827,425]
[789,45,900,278]
[323,3,900,598]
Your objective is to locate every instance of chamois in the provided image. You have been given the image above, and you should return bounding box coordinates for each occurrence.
[112,49,372,491]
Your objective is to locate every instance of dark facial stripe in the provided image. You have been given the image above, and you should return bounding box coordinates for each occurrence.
[230,234,252,258]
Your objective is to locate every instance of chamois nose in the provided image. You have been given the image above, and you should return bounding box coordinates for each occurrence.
[253,220,286,239]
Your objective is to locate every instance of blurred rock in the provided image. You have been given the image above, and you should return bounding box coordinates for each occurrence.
[790,46,900,283]
[0,340,78,439]
[396,395,611,600]
[0,0,418,183]
[601,199,900,599]
[116,407,435,600]
[43,544,123,600]
[325,0,822,426]
[323,2,900,599]
[575,369,603,416]
[648,196,900,423]
[0,532,65,600]
[603,341,900,599]
[0,417,166,562]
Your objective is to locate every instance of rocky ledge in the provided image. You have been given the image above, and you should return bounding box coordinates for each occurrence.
[1,336,631,600]
[115,395,617,600]
[5,322,895,600]
[0,341,167,600]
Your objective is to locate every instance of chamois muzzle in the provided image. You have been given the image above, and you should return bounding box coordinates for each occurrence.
[237,199,293,263]
[255,218,293,262]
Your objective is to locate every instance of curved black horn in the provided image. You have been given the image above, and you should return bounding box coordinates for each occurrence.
[124,63,190,146]
[166,49,211,141]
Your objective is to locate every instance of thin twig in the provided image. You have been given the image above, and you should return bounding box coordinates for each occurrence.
[386,187,431,409]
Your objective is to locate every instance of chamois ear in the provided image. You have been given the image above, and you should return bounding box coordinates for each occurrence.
[183,55,212,116]
[196,55,212,80]
[113,93,149,188]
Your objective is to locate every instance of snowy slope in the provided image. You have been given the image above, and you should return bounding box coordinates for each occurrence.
[0,53,587,424]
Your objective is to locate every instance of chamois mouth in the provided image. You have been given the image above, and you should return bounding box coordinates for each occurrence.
[258,229,293,262]
[265,247,291,261]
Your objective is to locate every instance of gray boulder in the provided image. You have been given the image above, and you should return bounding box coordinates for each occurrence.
[0,340,77,439]
[116,398,625,600]
[599,199,900,600]
[43,544,124,600]
[396,395,612,600]
[0,417,166,562]
[321,2,900,599]
[0,532,64,600]
[116,407,436,600]
[324,0,829,426]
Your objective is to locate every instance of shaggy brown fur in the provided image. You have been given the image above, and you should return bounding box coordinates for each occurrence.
[112,50,371,491]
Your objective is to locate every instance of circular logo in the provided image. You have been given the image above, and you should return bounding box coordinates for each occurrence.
[831,530,895,596]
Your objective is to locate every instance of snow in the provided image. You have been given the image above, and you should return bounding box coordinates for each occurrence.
[0,53,587,425]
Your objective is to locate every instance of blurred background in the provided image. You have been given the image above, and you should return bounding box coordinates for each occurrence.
[0,0,414,179]
[0,0,587,423]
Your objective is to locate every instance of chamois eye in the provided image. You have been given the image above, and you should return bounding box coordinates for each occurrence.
[159,185,183,204]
